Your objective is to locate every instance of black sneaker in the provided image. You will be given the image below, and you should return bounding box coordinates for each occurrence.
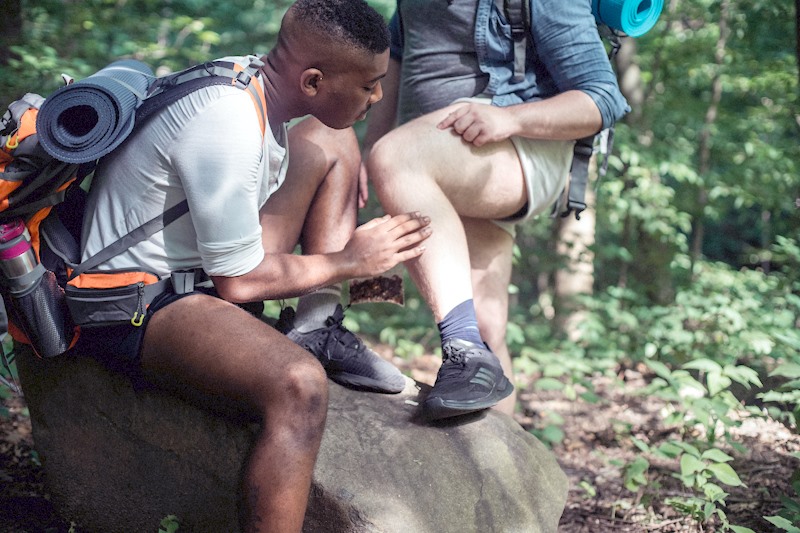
[423,338,513,420]
[276,304,406,394]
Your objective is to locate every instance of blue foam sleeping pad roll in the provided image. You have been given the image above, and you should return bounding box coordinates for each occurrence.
[36,59,154,164]
[592,0,664,37]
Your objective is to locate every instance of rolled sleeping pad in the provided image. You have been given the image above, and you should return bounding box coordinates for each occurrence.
[36,59,154,164]
[591,0,664,37]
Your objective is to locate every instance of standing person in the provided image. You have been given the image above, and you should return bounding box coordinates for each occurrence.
[76,0,431,531]
[363,0,629,420]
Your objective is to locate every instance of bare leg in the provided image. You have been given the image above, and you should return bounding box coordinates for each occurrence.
[141,294,328,533]
[368,104,526,321]
[369,105,525,418]
[260,116,360,255]
[463,217,517,416]
[260,117,406,394]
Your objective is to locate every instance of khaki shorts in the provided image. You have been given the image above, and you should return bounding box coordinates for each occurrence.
[452,97,574,237]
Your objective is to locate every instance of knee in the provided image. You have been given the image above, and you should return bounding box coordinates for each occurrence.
[366,134,396,191]
[321,126,359,168]
[305,118,359,167]
[259,357,328,448]
[271,359,329,432]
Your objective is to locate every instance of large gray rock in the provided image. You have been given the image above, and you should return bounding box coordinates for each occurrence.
[16,345,568,533]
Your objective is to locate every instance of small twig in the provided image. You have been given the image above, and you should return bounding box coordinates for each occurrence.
[643,517,692,531]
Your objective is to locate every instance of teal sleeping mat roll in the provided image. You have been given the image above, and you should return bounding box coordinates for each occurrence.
[592,0,664,37]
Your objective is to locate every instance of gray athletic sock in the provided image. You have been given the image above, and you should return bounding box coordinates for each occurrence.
[293,284,342,332]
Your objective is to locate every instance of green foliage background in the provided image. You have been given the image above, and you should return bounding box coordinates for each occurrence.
[1,0,799,530]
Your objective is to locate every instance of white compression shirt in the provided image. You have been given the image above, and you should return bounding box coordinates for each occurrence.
[81,66,288,279]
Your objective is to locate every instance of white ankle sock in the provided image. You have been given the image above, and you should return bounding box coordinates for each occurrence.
[293,284,342,332]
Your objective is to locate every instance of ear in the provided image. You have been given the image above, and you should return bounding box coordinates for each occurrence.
[300,68,324,96]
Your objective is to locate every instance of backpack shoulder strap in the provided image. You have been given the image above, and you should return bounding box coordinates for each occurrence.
[136,56,268,136]
[496,0,530,83]
[68,199,189,279]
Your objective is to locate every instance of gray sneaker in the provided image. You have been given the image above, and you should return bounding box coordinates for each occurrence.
[276,304,406,394]
[423,338,513,420]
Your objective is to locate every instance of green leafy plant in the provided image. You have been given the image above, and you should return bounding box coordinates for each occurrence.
[765,466,800,533]
[158,514,181,533]
[527,410,566,448]
[618,437,753,532]
[758,343,800,428]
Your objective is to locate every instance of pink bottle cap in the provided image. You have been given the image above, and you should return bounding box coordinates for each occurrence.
[0,219,26,243]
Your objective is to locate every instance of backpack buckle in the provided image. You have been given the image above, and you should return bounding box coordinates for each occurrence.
[561,200,587,221]
[234,70,252,88]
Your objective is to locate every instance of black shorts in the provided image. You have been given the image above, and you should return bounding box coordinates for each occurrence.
[70,288,264,380]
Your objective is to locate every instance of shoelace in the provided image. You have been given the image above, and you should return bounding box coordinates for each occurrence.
[438,346,467,378]
[324,307,365,353]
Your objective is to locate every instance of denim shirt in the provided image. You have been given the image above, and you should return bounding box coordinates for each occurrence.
[389,0,630,129]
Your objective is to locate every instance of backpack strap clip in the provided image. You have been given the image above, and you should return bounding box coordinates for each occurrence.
[234,57,265,87]
[554,135,594,221]
[170,268,209,295]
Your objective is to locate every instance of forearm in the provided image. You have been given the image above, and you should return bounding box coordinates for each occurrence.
[212,212,432,303]
[212,251,355,303]
[510,90,603,141]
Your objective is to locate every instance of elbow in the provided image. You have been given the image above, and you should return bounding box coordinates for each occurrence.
[211,275,258,304]
[582,86,630,130]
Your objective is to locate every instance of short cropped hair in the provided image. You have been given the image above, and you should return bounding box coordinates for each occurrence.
[290,0,389,54]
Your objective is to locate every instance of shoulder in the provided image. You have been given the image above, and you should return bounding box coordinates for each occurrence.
[173,85,262,136]
[531,0,594,27]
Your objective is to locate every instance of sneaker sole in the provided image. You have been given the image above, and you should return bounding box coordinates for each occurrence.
[422,377,514,420]
[328,371,406,394]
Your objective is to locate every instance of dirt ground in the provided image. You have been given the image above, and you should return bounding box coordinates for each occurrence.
[1,349,798,533]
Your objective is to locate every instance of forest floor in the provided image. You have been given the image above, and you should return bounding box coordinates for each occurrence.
[1,346,798,533]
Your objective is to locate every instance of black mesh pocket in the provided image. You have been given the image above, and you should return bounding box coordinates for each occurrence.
[40,207,82,288]
[8,270,75,358]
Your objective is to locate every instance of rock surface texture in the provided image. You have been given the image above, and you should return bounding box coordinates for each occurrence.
[16,346,568,532]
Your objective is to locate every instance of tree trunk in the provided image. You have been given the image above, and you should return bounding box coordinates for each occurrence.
[0,0,23,105]
[796,0,800,86]
[691,0,730,271]
[0,0,21,66]
[554,182,597,340]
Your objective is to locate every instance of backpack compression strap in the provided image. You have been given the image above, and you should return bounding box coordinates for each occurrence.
[557,27,622,220]
[68,199,190,280]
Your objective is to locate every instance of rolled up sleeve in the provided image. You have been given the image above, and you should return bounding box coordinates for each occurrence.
[532,0,630,128]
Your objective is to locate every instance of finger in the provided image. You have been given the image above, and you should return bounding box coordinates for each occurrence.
[393,245,427,263]
[471,132,489,147]
[384,213,430,235]
[358,187,368,209]
[437,105,467,129]
[393,225,433,249]
[381,211,423,230]
[437,115,455,130]
[392,215,432,238]
[460,123,480,143]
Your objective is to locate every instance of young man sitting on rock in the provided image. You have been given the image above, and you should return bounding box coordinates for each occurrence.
[75,0,431,530]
